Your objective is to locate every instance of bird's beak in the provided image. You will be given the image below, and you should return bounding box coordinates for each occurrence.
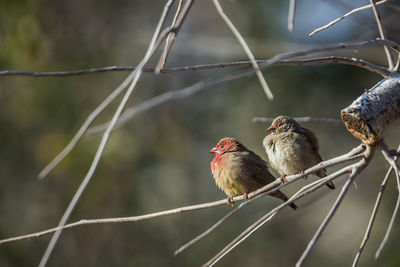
[210,147,218,154]
[266,125,276,132]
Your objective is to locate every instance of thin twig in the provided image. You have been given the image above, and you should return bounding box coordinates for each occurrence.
[155,0,194,72]
[252,116,342,125]
[296,146,375,267]
[394,54,400,72]
[38,2,176,266]
[212,0,273,99]
[309,0,388,37]
[287,0,296,32]
[0,145,365,246]
[352,144,400,267]
[155,0,183,73]
[369,0,394,69]
[89,38,400,136]
[174,201,247,256]
[375,143,400,258]
[0,56,391,78]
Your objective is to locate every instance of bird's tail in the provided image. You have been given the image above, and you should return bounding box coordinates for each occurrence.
[272,191,297,210]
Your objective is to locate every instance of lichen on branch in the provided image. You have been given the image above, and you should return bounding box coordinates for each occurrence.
[341,73,400,145]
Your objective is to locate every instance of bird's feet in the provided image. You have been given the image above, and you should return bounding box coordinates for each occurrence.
[226,196,234,206]
[280,175,287,184]
[243,193,248,201]
[300,170,308,180]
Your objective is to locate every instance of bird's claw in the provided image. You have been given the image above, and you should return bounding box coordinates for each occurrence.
[300,170,308,180]
[280,175,287,184]
[226,196,234,206]
[243,193,248,201]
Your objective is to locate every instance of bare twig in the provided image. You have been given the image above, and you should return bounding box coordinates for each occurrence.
[174,201,247,256]
[38,2,177,266]
[369,0,394,69]
[0,145,365,246]
[352,144,400,267]
[309,0,388,37]
[155,0,183,73]
[90,39,400,136]
[287,0,296,32]
[394,54,400,72]
[375,143,400,258]
[155,0,194,72]
[296,146,375,267]
[254,116,400,125]
[252,116,342,125]
[212,0,273,99]
[0,56,391,78]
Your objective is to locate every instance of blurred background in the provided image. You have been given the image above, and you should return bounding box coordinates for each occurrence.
[1,0,400,266]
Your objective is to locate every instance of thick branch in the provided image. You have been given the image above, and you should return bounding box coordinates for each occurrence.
[341,74,400,145]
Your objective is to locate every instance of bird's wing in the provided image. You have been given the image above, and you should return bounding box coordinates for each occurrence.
[241,151,276,185]
[299,127,319,153]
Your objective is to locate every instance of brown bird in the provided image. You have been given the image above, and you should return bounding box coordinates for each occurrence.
[210,137,297,210]
[263,115,335,190]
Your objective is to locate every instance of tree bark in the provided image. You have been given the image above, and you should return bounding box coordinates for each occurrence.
[341,73,400,145]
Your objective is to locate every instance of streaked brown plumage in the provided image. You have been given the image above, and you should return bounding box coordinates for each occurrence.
[210,137,297,210]
[263,115,335,190]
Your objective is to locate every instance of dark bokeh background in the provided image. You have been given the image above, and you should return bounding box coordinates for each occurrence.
[1,0,400,266]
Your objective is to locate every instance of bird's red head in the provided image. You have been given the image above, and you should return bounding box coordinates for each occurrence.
[210,137,243,155]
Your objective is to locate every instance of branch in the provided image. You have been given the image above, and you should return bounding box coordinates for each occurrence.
[296,145,375,267]
[309,0,388,37]
[252,116,342,125]
[174,200,249,256]
[154,0,183,73]
[369,0,394,69]
[352,144,400,267]
[155,0,193,72]
[0,145,365,246]
[38,1,177,266]
[212,0,273,99]
[0,56,391,78]
[89,39,400,136]
[375,142,400,258]
[287,0,296,32]
[341,74,400,145]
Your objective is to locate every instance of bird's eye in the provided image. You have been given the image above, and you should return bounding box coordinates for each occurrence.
[277,123,282,127]
[219,144,224,149]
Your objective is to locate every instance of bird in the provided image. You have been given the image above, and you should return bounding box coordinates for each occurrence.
[210,137,297,210]
[263,115,335,190]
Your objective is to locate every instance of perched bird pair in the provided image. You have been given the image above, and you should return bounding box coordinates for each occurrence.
[210,115,334,210]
